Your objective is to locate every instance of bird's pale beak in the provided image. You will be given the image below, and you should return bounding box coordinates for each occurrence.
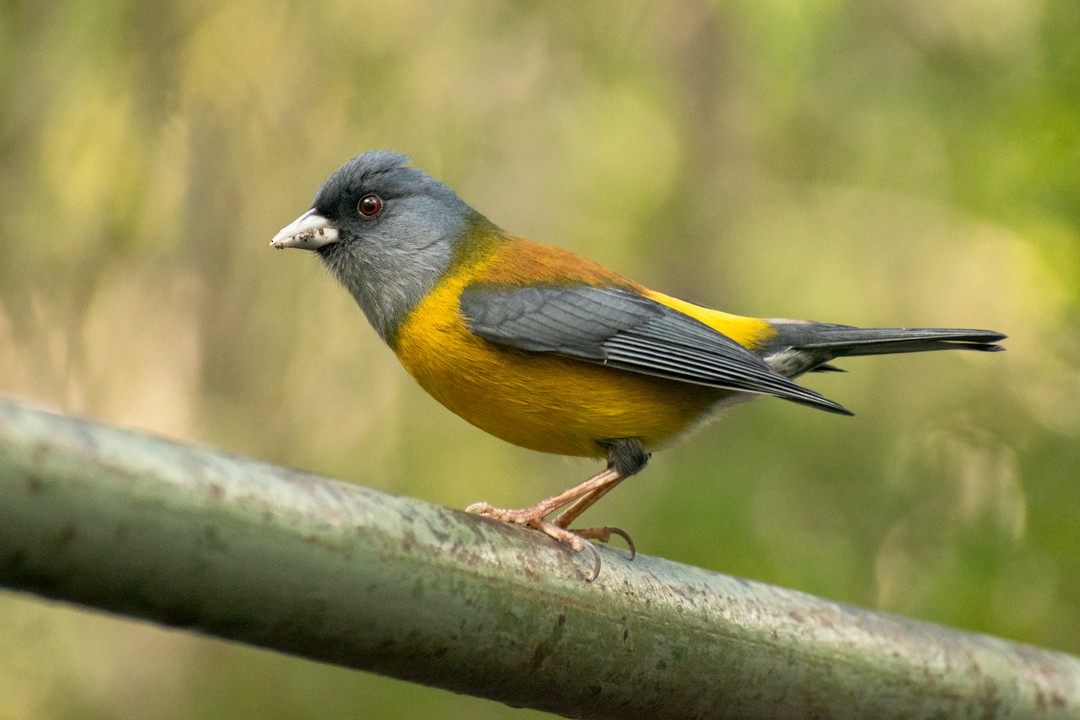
[270,209,340,250]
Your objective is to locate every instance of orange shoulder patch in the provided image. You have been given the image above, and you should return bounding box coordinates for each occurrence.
[474,237,642,289]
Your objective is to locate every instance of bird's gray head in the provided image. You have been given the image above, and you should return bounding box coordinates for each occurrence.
[271,151,474,343]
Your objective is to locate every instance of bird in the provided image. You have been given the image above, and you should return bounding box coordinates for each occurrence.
[271,150,1005,579]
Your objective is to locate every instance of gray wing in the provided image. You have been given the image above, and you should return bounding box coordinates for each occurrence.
[459,284,851,415]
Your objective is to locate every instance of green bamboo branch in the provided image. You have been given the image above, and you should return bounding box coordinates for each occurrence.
[0,397,1077,719]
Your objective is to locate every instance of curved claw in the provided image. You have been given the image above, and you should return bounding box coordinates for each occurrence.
[580,540,602,582]
[605,526,637,560]
[571,526,636,560]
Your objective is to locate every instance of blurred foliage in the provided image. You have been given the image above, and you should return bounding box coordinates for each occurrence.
[2,0,1079,718]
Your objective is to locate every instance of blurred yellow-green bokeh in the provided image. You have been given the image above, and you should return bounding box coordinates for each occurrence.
[2,1,1079,718]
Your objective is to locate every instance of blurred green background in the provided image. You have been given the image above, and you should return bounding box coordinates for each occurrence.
[2,0,1079,717]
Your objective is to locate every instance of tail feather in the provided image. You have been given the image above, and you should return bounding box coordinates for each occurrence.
[762,321,1005,378]
[792,326,1005,355]
[809,363,846,373]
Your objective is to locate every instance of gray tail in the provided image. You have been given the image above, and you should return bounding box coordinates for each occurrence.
[786,324,1005,356]
[764,322,1006,378]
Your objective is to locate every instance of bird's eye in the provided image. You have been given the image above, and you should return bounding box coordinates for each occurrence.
[357,194,383,217]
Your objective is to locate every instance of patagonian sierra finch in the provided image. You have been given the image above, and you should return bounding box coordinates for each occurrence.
[271,151,1005,579]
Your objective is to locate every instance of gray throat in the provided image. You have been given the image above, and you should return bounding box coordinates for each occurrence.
[319,223,463,345]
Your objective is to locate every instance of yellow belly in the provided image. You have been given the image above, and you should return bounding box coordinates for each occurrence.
[393,280,722,459]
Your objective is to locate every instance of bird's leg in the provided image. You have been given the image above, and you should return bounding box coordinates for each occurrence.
[465,467,620,533]
[552,439,648,558]
[552,479,621,530]
[466,439,648,579]
[467,467,622,579]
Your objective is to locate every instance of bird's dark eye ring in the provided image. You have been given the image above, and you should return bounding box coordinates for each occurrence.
[358,194,383,217]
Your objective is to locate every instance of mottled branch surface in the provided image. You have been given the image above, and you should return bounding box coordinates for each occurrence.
[0,397,1077,719]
